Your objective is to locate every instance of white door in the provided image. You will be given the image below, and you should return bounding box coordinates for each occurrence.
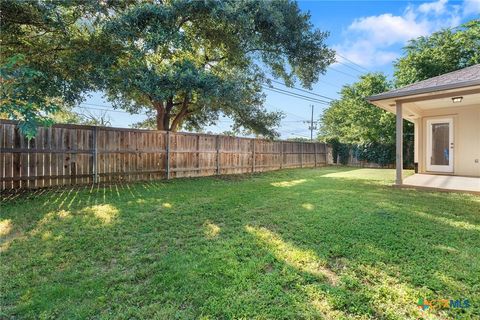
[426,118,454,173]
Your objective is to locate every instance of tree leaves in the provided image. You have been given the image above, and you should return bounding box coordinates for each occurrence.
[318,73,414,166]
[0,0,122,137]
[0,55,59,139]
[319,19,478,166]
[394,20,480,87]
[2,0,334,138]
[101,0,335,138]
[319,73,394,145]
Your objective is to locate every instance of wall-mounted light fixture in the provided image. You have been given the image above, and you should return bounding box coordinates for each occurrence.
[452,96,463,103]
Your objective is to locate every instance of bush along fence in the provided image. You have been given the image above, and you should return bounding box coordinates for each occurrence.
[0,120,328,190]
[328,139,413,169]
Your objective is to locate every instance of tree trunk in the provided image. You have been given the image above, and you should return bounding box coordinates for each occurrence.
[152,96,191,132]
[170,96,189,132]
[163,97,174,130]
[154,101,166,130]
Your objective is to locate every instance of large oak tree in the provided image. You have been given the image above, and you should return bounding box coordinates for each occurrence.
[1,0,335,138]
[99,0,335,137]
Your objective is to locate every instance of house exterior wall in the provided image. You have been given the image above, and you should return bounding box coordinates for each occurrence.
[416,104,480,177]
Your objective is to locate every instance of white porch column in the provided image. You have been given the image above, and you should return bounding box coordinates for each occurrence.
[413,119,419,164]
[395,101,403,185]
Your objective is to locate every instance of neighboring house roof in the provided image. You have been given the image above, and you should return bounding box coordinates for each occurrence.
[367,64,480,101]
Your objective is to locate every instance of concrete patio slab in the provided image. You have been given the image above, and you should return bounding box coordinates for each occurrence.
[403,174,480,194]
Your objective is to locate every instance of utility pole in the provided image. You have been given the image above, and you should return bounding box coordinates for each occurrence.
[303,105,318,141]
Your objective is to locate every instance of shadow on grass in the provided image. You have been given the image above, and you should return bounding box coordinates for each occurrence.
[0,168,479,318]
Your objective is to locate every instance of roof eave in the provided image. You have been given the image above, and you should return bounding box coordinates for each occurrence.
[366,79,480,102]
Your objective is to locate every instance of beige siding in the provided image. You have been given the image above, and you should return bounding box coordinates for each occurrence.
[417,105,480,177]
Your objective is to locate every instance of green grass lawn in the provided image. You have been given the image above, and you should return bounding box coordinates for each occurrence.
[1,167,479,319]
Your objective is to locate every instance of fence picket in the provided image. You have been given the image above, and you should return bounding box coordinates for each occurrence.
[0,120,329,190]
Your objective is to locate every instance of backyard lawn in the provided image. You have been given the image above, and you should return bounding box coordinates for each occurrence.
[1,167,479,319]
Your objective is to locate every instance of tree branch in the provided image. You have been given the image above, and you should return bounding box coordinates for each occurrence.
[169,96,190,131]
[152,100,165,130]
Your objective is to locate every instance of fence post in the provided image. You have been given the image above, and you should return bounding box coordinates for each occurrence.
[197,134,201,171]
[216,135,220,175]
[166,131,170,179]
[93,126,98,183]
[314,143,317,167]
[252,139,256,173]
[300,141,303,168]
[325,143,328,164]
[280,141,283,169]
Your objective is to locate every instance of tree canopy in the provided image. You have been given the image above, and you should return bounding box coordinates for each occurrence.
[1,0,335,138]
[319,19,478,166]
[318,74,414,166]
[319,73,394,145]
[100,0,335,138]
[394,20,480,86]
[0,0,123,137]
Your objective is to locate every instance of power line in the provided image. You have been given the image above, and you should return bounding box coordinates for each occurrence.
[289,134,310,138]
[279,123,309,132]
[335,53,370,73]
[78,103,312,128]
[80,102,116,109]
[263,86,330,105]
[266,75,343,93]
[328,67,359,79]
[77,104,136,114]
[279,124,312,133]
[279,130,311,138]
[77,103,310,135]
[335,60,366,74]
[278,127,308,134]
[79,86,336,116]
[282,110,309,121]
[78,99,321,135]
[262,85,331,105]
[280,105,320,141]
[316,79,344,89]
[266,78,334,100]
[76,102,315,139]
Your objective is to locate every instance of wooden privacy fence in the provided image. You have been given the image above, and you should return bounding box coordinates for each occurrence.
[0,120,328,190]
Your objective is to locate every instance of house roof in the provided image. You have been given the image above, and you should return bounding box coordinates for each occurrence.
[367,64,480,101]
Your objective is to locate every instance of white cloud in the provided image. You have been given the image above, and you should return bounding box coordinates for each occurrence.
[347,13,430,46]
[333,41,399,69]
[335,0,467,68]
[463,0,480,15]
[418,0,448,15]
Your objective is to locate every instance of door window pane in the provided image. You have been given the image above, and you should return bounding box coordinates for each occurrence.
[431,123,449,165]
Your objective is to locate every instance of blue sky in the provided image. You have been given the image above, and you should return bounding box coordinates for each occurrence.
[78,0,480,139]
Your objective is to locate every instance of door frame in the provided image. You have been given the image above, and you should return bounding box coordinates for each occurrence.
[426,117,454,173]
